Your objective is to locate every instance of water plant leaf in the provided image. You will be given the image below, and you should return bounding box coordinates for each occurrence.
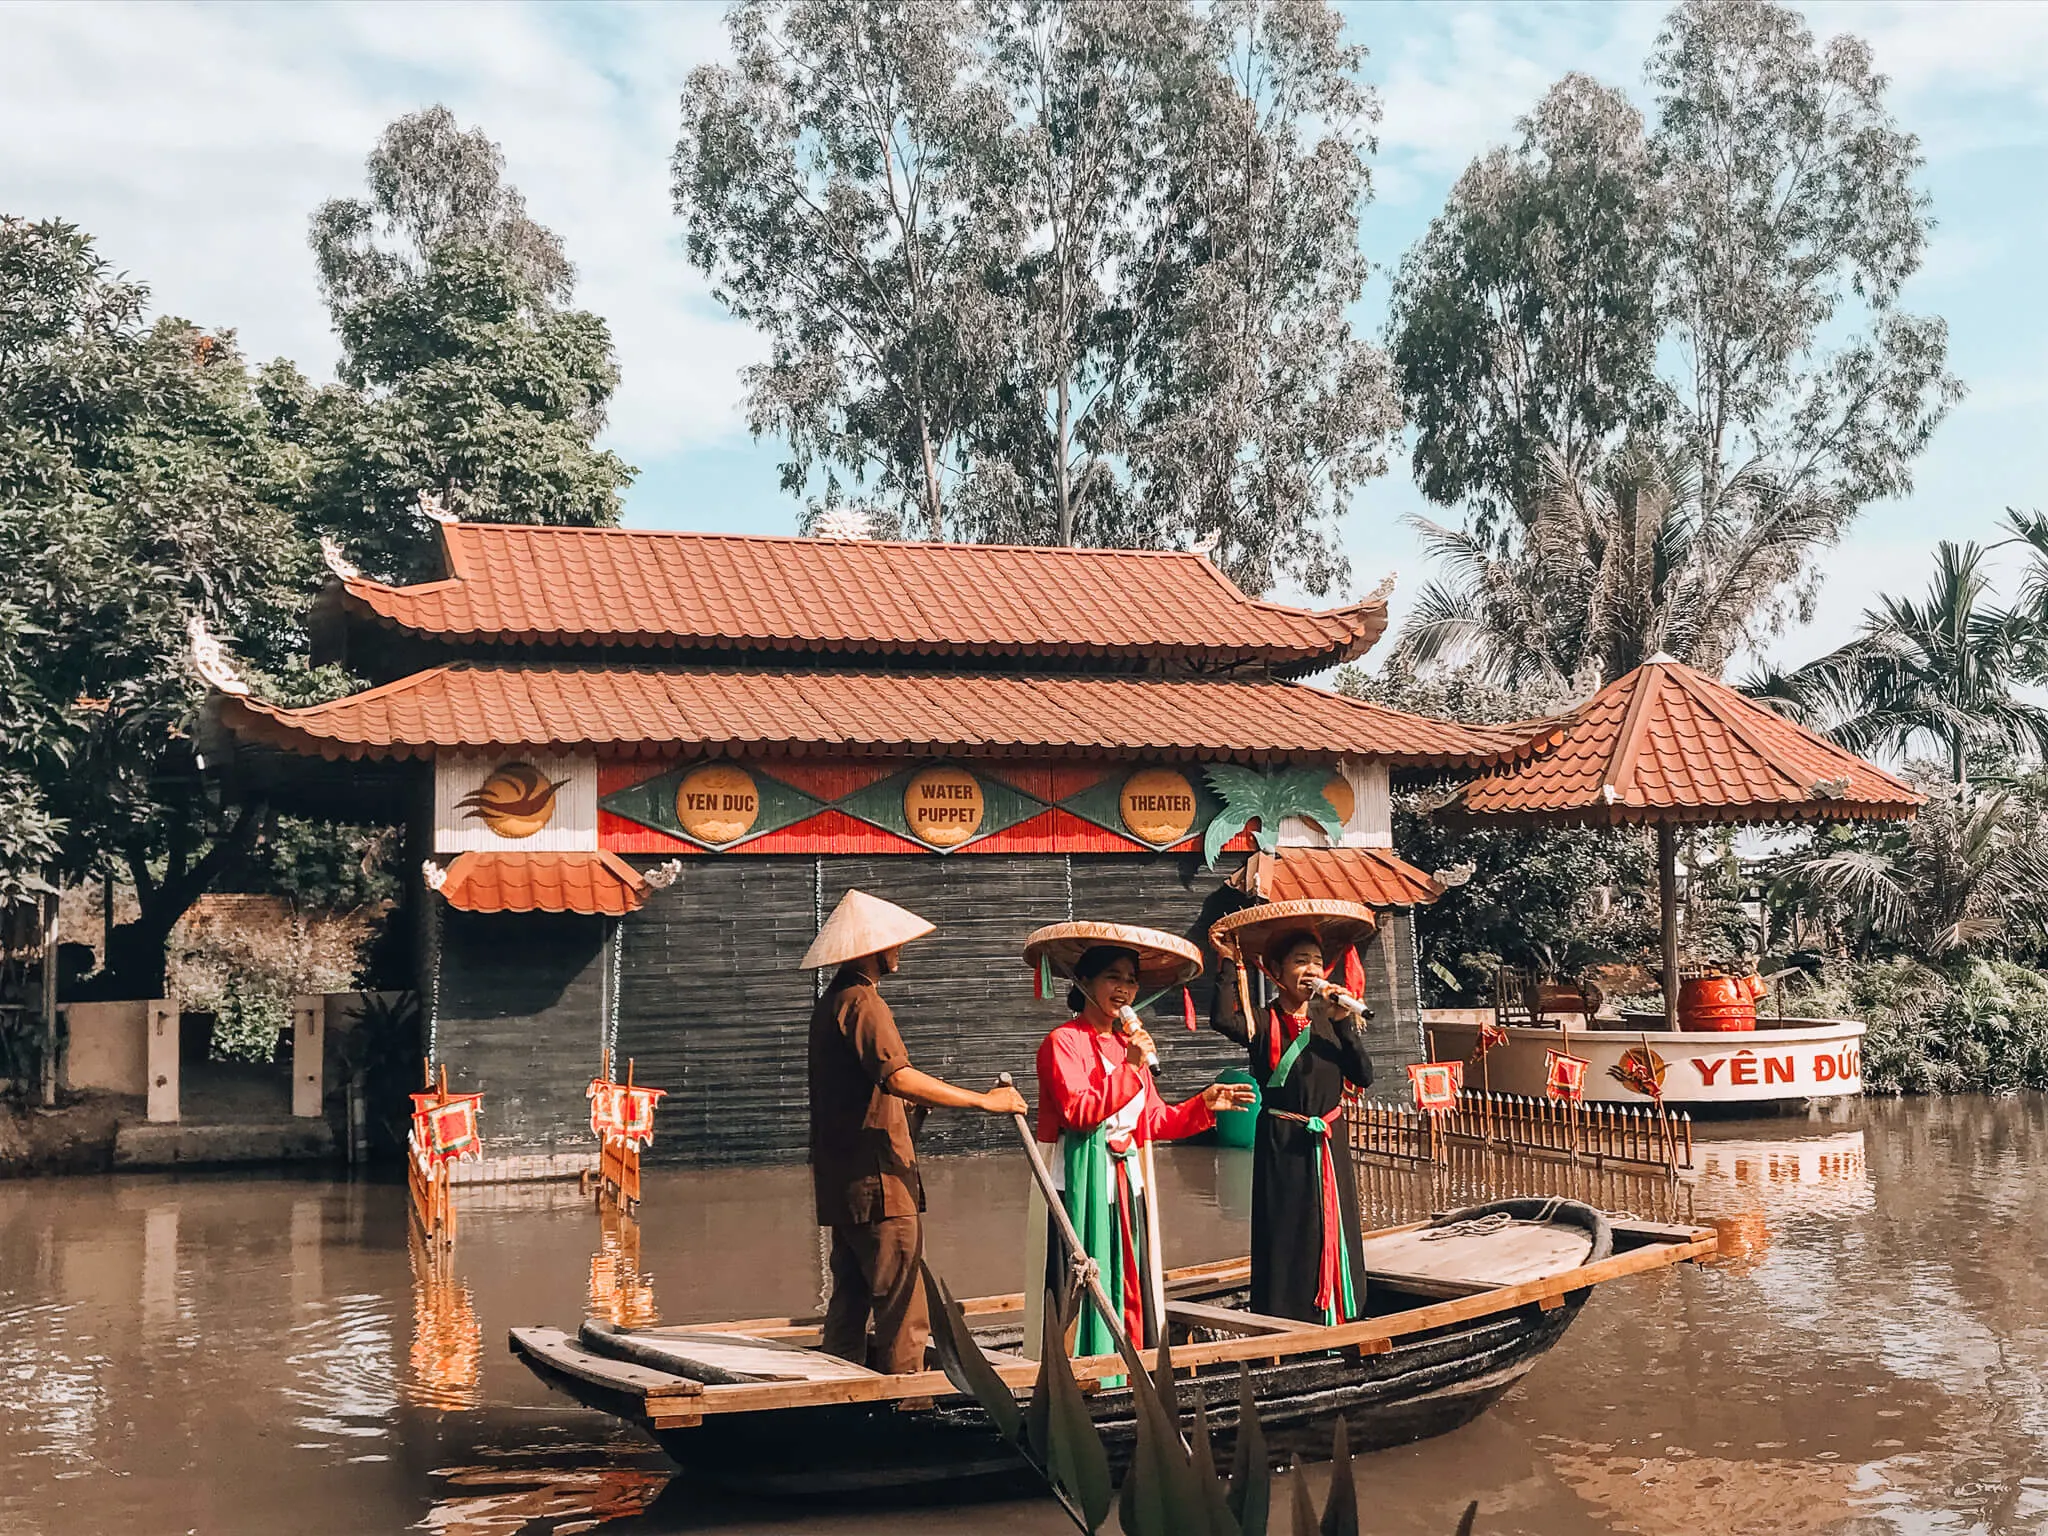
[1288,1454,1319,1536]
[918,1261,1021,1445]
[1038,1290,1114,1531]
[1189,1395,1240,1536]
[1227,1365,1270,1536]
[1120,1334,1209,1536]
[1319,1414,1358,1536]
[1455,1501,1479,1536]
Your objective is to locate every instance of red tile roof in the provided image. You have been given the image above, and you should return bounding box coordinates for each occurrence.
[1449,655,1923,826]
[433,850,648,916]
[218,664,1525,768]
[1230,847,1446,908]
[333,524,1386,676]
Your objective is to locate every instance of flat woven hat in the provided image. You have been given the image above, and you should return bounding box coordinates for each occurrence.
[1022,921,1203,992]
[800,889,936,969]
[1209,898,1376,970]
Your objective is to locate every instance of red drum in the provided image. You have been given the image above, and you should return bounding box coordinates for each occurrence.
[1678,973,1761,1032]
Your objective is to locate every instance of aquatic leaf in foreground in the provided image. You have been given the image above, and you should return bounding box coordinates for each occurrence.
[1288,1455,1319,1536]
[1455,1501,1479,1536]
[1319,1415,1358,1536]
[1039,1291,1113,1531]
[918,1261,1021,1443]
[1228,1364,1270,1536]
[1188,1395,1239,1536]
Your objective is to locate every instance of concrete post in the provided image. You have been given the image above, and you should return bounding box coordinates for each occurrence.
[146,1000,179,1123]
[291,995,324,1118]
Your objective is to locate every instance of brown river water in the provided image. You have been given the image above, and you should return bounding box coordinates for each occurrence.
[4,1095,2047,1535]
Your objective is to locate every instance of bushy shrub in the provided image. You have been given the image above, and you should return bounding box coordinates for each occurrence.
[168,899,371,1062]
[1780,957,2048,1094]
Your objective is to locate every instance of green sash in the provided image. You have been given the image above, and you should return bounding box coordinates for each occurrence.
[1060,1126,1124,1365]
[1264,1016,1317,1093]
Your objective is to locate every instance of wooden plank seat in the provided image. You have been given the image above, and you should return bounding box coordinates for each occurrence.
[1360,1221,1594,1295]
[1165,1299,1319,1336]
[579,1319,880,1385]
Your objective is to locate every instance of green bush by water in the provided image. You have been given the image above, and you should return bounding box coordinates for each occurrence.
[1783,958,2048,1094]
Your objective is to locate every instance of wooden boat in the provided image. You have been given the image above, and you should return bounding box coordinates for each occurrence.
[511,1198,1715,1499]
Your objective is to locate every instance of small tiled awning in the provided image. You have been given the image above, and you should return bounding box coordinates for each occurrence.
[430,850,648,916]
[1229,847,1445,909]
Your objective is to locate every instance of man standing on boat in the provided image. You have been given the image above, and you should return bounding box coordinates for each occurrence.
[1210,899,1377,1325]
[805,889,1028,1375]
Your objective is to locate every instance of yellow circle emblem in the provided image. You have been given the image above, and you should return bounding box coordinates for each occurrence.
[1119,768,1198,846]
[675,763,761,846]
[904,766,985,848]
[458,762,566,840]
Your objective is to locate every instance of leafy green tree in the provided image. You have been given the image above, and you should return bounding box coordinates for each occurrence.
[675,0,1396,595]
[294,111,635,581]
[311,105,573,334]
[0,217,318,994]
[1756,541,2048,786]
[1388,0,1961,679]
[1390,74,1665,539]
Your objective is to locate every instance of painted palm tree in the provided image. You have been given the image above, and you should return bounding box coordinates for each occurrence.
[1397,439,1843,692]
[1200,766,1346,868]
[1759,540,2048,786]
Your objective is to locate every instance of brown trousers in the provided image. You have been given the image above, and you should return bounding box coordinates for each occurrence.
[820,1214,929,1376]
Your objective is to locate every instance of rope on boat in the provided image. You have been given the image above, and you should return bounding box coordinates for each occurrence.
[1420,1211,1514,1241]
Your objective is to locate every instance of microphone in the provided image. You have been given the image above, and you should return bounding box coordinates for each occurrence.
[1316,981,1369,1020]
[1116,1005,1160,1071]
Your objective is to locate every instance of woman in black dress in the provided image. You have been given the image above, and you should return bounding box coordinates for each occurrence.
[1210,900,1376,1325]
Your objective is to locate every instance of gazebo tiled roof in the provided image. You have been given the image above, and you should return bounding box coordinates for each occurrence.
[217,663,1530,768]
[1447,654,1923,827]
[330,524,1388,677]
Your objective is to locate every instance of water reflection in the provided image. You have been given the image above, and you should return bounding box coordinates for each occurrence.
[2,1105,2048,1533]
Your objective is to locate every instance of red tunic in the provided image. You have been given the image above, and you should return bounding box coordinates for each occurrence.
[1034,1019,1216,1146]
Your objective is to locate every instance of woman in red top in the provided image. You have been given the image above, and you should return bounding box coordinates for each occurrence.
[1024,923,1250,1359]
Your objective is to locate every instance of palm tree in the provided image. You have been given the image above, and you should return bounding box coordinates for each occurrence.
[1396,438,1846,692]
[1772,781,2048,958]
[1762,541,2048,786]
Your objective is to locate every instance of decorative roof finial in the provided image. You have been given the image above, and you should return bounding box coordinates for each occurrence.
[186,614,250,696]
[1431,862,1475,889]
[422,859,448,892]
[418,489,458,525]
[320,533,362,582]
[1188,530,1223,562]
[814,506,873,541]
[642,858,685,890]
[1366,572,1396,605]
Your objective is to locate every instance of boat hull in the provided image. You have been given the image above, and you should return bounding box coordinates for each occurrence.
[525,1291,1586,1499]
[1425,1016,1865,1107]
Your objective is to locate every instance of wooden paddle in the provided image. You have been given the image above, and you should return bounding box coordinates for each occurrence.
[995,1072,1151,1384]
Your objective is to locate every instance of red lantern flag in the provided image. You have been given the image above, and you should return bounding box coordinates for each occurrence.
[1407,1061,1463,1114]
[1471,1018,1509,1061]
[1544,1049,1590,1103]
[587,1079,625,1140]
[412,1093,483,1164]
[615,1085,666,1148]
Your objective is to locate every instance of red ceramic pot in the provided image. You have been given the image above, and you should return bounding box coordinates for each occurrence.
[1678,974,1757,1032]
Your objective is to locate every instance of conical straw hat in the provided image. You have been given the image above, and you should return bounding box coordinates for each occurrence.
[1022,921,1203,992]
[800,889,936,969]
[1209,898,1375,972]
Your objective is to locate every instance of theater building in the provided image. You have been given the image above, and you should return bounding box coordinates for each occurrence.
[206,523,1520,1167]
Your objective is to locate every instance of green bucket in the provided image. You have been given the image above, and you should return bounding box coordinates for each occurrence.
[1212,1067,1260,1149]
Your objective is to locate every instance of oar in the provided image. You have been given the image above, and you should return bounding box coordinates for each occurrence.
[995,1072,1151,1385]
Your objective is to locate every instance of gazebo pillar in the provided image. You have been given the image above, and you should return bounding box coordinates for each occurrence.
[1658,825,1678,1033]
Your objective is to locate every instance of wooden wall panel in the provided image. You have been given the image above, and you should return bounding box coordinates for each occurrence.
[434,911,607,1150]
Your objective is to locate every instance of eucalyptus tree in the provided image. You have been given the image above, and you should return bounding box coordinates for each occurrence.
[1388,0,1961,679]
[675,0,1395,595]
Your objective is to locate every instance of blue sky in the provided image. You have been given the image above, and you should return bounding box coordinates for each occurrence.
[4,0,2043,667]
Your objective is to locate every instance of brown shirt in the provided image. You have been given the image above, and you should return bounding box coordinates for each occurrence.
[808,964,925,1226]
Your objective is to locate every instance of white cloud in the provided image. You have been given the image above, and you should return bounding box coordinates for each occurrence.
[0,0,764,461]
